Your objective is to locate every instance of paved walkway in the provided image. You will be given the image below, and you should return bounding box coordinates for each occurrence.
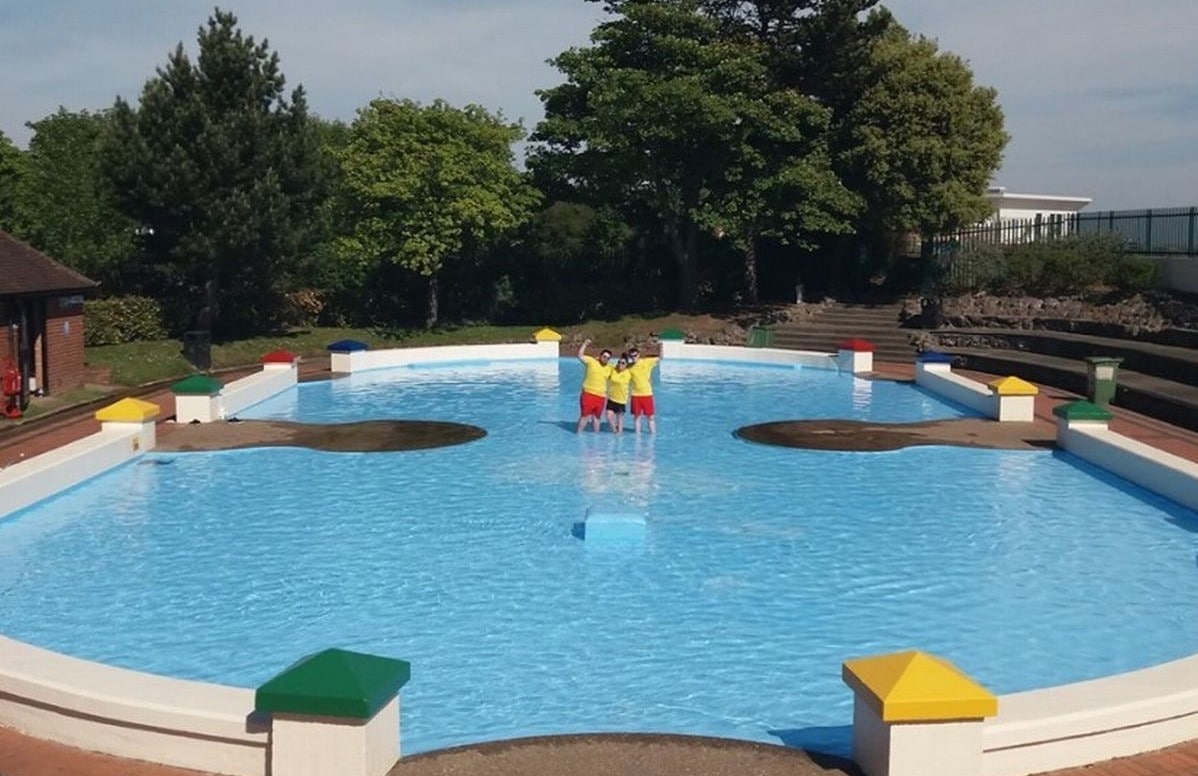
[2,361,1198,776]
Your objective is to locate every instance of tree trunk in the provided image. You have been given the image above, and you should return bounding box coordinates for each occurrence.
[666,216,700,310]
[426,275,439,329]
[742,232,759,305]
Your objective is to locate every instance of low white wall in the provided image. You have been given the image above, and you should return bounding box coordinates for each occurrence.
[1058,424,1198,512]
[915,363,996,417]
[0,635,266,776]
[343,341,558,373]
[0,427,144,521]
[983,653,1198,776]
[1149,256,1198,295]
[658,341,839,369]
[219,365,297,419]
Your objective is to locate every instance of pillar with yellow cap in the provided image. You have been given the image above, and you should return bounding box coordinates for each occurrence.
[532,327,563,358]
[95,397,161,452]
[988,376,1038,422]
[842,650,998,776]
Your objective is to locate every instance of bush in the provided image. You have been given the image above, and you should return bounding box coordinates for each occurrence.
[1112,256,1158,292]
[85,296,168,346]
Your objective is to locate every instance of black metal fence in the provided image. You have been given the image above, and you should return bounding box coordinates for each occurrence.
[931,206,1198,257]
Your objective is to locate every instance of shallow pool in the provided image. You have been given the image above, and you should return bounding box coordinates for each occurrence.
[2,360,1197,755]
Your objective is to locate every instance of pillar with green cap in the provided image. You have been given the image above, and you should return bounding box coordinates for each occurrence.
[172,374,224,423]
[256,648,411,776]
[842,650,998,776]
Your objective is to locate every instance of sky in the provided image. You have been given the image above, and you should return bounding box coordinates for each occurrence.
[1,1,1195,211]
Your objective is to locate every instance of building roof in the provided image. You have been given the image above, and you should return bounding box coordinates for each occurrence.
[985,187,1092,212]
[0,230,99,298]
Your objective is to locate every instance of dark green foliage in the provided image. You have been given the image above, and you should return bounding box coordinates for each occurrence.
[941,235,1150,297]
[15,109,137,287]
[0,130,23,233]
[101,8,325,337]
[84,296,169,345]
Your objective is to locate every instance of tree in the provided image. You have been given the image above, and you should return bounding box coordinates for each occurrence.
[336,98,538,328]
[837,25,1008,240]
[0,130,22,233]
[534,0,852,308]
[15,109,136,286]
[102,8,324,336]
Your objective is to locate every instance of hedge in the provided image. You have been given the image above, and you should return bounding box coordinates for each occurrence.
[85,296,169,346]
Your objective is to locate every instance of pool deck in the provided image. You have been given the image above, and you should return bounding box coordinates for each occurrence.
[3,360,1198,776]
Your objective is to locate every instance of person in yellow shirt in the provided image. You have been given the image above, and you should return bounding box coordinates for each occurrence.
[576,339,612,433]
[626,346,660,434]
[605,354,633,434]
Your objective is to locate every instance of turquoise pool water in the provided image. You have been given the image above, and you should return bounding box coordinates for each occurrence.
[2,360,1197,756]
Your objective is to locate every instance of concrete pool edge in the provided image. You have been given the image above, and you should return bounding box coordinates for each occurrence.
[3,341,1198,776]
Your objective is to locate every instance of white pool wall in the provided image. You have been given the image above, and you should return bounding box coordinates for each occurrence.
[4,342,1198,776]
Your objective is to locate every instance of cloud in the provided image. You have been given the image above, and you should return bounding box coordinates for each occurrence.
[1,0,1192,209]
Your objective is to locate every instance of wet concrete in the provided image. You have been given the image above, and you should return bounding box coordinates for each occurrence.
[736,418,1056,452]
[157,419,486,453]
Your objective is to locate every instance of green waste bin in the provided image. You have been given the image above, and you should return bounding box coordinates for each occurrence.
[1086,356,1123,408]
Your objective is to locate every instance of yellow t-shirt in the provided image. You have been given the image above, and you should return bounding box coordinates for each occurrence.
[607,369,632,404]
[580,355,612,396]
[628,357,659,397]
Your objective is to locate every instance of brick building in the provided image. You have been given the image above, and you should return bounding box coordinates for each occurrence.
[0,230,99,399]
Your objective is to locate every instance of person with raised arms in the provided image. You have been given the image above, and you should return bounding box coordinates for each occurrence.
[576,339,613,433]
[627,346,661,434]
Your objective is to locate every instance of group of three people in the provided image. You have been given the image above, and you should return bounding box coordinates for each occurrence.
[576,339,660,434]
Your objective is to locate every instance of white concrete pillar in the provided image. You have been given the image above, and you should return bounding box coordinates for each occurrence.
[842,650,997,776]
[1053,400,1113,444]
[914,351,955,387]
[256,648,410,776]
[988,376,1039,422]
[327,340,369,373]
[95,398,161,451]
[837,339,875,374]
[171,375,224,424]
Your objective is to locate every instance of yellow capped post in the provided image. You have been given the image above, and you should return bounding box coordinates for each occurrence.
[94,398,161,423]
[532,327,563,342]
[988,376,1038,396]
[842,650,996,776]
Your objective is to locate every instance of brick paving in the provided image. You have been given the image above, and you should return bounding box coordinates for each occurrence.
[2,360,1198,776]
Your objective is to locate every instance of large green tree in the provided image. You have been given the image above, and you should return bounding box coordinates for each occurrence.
[336,98,538,328]
[836,25,1008,239]
[0,130,22,233]
[15,109,136,286]
[534,0,852,307]
[103,8,324,335]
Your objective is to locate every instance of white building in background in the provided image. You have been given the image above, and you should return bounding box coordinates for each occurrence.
[983,186,1092,223]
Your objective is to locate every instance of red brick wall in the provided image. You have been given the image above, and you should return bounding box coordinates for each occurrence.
[44,296,87,394]
[0,300,12,366]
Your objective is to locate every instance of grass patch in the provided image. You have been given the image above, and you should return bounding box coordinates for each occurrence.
[17,386,115,421]
[86,316,740,387]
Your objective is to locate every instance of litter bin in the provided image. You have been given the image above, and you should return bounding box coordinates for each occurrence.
[183,330,212,371]
[746,326,774,348]
[1086,356,1123,408]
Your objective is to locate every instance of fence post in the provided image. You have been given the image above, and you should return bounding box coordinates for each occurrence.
[1145,209,1153,253]
[1189,207,1196,256]
[1033,213,1042,241]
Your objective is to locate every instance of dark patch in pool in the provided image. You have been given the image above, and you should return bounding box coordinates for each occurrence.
[735,418,1055,452]
[159,419,486,453]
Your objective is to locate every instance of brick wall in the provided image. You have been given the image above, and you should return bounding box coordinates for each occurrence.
[44,296,87,394]
[0,300,12,366]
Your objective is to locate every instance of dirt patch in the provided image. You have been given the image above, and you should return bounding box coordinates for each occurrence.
[158,419,485,453]
[736,418,1054,452]
[389,734,859,776]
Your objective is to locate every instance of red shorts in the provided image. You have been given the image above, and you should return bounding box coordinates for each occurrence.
[580,391,606,418]
[631,395,655,416]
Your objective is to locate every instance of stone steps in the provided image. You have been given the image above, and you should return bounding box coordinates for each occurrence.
[927,327,1198,387]
[770,303,919,361]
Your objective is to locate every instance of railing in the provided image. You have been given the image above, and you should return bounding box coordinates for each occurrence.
[931,206,1198,257]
